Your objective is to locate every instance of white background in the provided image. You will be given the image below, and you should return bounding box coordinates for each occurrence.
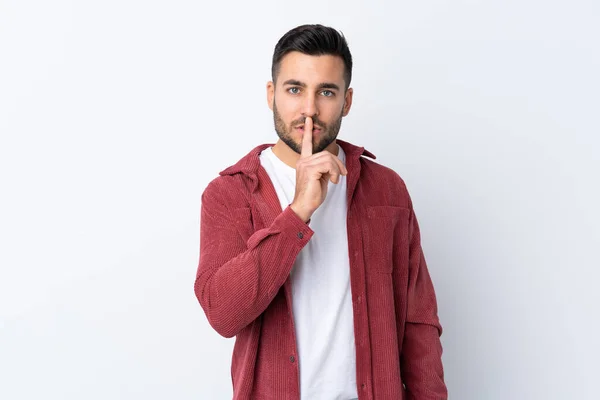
[1,0,599,399]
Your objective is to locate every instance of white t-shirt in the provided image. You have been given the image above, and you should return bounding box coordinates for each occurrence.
[259,145,358,400]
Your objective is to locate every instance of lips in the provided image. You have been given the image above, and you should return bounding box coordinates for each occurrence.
[296,125,323,132]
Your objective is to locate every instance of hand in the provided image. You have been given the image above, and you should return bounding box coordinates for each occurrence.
[290,117,348,222]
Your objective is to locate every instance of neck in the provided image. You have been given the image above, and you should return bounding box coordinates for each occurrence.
[271,139,339,169]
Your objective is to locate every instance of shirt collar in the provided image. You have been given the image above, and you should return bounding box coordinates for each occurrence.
[219,139,376,177]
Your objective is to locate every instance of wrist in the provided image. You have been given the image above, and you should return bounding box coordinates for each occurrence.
[289,203,311,223]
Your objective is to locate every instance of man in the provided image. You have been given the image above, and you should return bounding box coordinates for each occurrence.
[194,24,447,400]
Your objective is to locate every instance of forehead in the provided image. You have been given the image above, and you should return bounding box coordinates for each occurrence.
[277,51,345,85]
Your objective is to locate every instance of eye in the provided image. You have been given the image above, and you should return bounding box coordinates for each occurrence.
[321,90,334,97]
[287,87,301,95]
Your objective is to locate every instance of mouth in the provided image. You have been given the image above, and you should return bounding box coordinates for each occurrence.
[295,125,323,134]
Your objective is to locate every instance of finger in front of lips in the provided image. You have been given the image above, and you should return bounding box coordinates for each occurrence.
[301,116,313,158]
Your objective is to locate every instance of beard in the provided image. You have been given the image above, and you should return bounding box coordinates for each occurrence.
[272,100,343,155]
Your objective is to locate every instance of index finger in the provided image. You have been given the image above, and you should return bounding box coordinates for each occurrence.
[301,116,313,159]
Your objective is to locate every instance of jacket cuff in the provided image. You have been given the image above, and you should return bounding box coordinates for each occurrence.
[277,205,314,245]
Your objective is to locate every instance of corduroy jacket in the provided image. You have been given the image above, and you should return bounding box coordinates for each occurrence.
[194,139,447,399]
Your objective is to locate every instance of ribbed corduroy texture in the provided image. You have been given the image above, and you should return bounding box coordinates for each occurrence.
[194,140,447,399]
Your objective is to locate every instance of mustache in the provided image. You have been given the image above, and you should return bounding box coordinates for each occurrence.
[292,117,327,129]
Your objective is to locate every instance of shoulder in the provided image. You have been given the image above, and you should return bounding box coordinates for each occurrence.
[201,174,252,210]
[359,157,412,209]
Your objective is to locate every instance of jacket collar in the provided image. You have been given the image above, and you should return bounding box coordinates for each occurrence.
[219,139,376,177]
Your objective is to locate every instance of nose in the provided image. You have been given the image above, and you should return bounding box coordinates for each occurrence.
[301,93,318,119]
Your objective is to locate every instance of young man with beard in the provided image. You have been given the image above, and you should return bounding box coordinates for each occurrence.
[194,24,447,400]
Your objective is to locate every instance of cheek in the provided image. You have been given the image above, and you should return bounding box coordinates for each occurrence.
[276,99,300,119]
[319,99,345,119]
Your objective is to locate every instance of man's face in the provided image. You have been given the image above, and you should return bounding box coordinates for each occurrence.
[267,51,353,154]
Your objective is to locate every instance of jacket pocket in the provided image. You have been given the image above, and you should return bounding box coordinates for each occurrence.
[361,206,410,274]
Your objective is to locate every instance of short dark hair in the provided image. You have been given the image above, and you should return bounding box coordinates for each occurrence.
[271,24,353,90]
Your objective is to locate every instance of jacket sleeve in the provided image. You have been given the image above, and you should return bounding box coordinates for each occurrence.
[194,180,313,338]
[398,202,448,399]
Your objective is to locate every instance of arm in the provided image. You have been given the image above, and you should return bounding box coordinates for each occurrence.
[398,204,448,399]
[194,180,313,338]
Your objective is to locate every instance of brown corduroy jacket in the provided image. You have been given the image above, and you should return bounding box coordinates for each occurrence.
[194,139,447,399]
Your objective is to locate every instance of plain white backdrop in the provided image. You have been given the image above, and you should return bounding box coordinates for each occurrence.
[1,0,599,399]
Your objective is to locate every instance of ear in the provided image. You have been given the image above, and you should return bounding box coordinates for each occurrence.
[267,81,275,111]
[342,87,353,116]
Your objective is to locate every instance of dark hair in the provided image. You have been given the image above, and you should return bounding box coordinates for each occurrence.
[271,24,353,90]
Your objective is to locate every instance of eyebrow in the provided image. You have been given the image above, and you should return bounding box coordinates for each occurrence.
[282,79,340,91]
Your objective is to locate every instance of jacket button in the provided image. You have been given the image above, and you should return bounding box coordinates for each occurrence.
[357,295,362,303]
[290,355,295,363]
[361,383,366,390]
[297,232,304,239]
